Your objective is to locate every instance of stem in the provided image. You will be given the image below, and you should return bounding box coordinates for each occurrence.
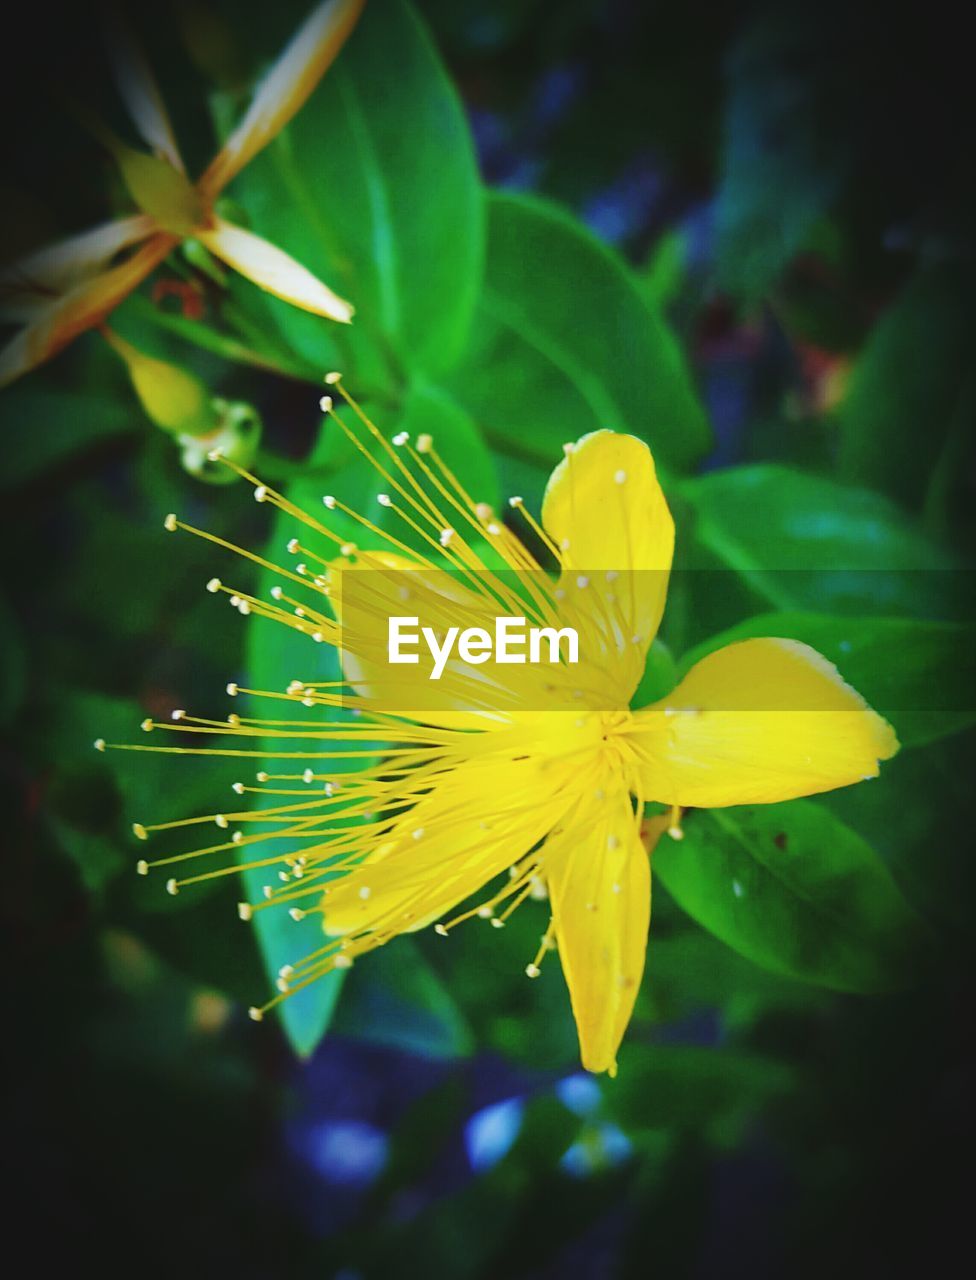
[128,294,320,383]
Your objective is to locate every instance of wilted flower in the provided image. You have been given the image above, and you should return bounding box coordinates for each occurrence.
[0,0,363,388]
[112,383,898,1074]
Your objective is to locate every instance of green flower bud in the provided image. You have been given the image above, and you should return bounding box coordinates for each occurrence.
[179,399,262,485]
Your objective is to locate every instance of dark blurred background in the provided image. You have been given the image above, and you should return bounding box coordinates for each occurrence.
[2,1,974,1276]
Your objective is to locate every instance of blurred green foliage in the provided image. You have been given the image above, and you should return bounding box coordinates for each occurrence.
[1,0,973,1274]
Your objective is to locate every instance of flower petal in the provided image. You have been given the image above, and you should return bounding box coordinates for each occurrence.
[321,749,579,940]
[0,215,155,321]
[629,637,899,807]
[330,554,576,728]
[545,785,650,1076]
[0,232,175,388]
[199,0,365,198]
[197,217,353,322]
[105,9,186,172]
[541,430,674,697]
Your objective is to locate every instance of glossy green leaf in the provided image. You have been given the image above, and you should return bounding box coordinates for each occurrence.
[448,192,710,471]
[679,612,976,747]
[234,0,483,384]
[681,464,965,619]
[653,801,924,992]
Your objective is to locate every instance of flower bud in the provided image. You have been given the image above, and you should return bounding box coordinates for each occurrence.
[104,329,215,436]
[179,398,262,485]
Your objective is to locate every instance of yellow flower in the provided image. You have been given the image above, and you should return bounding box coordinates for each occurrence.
[0,0,363,389]
[118,384,898,1075]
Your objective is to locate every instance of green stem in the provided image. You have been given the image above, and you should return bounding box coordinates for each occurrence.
[128,294,320,383]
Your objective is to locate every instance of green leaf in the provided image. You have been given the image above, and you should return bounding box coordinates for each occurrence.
[681,464,965,619]
[638,228,689,312]
[394,380,500,512]
[447,192,710,471]
[824,730,976,937]
[609,1045,795,1146]
[680,612,976,748]
[653,801,924,992]
[630,639,677,710]
[642,929,826,1033]
[331,939,474,1059]
[0,387,135,492]
[837,263,975,509]
[234,0,483,384]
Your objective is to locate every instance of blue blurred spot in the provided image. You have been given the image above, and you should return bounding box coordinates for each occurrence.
[583,160,665,244]
[532,65,583,128]
[556,1072,603,1117]
[299,1120,388,1187]
[464,1097,524,1172]
[561,1122,633,1178]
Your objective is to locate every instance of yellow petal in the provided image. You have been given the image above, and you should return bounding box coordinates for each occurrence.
[0,233,175,388]
[322,750,578,940]
[629,637,899,807]
[105,8,186,172]
[541,430,674,699]
[198,0,365,198]
[0,215,155,321]
[330,554,567,728]
[197,217,353,322]
[545,785,650,1075]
